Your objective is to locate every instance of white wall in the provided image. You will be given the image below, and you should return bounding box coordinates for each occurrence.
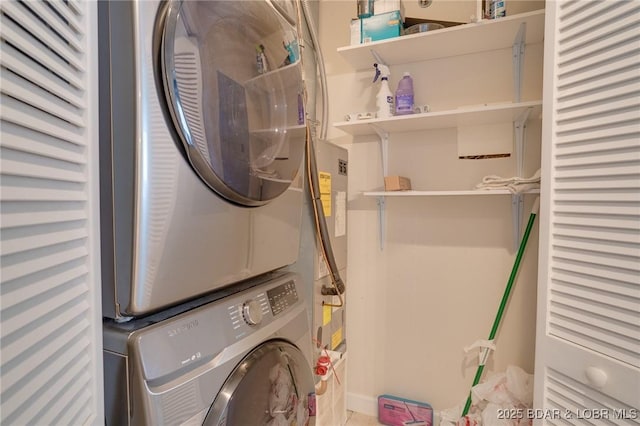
[317,0,545,414]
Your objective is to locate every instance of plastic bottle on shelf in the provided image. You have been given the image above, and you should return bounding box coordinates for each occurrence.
[256,44,268,74]
[373,63,393,119]
[377,77,394,119]
[486,0,506,19]
[395,72,414,115]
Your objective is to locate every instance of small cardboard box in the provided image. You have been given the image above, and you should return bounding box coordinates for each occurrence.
[361,10,402,43]
[384,176,411,191]
[378,394,433,426]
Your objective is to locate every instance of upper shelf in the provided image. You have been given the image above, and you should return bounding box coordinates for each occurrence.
[244,61,302,91]
[333,100,542,136]
[337,9,545,70]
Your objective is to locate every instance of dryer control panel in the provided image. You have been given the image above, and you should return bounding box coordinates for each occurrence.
[267,279,298,316]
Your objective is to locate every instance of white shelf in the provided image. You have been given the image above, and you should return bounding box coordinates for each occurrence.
[340,10,546,250]
[337,9,545,70]
[244,62,302,91]
[251,124,306,136]
[334,101,542,136]
[364,189,540,197]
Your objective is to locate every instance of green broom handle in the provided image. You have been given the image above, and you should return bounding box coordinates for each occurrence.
[461,197,540,417]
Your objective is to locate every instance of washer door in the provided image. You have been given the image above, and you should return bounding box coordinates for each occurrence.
[203,340,315,425]
[160,0,306,206]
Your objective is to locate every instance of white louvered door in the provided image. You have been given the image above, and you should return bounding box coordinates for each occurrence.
[0,0,103,424]
[534,0,640,424]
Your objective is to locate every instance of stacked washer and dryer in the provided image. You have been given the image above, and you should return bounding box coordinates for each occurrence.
[98,1,316,424]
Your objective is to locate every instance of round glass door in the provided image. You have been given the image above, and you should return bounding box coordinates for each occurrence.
[204,340,316,425]
[159,0,306,206]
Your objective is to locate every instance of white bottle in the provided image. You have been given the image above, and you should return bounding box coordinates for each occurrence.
[377,76,394,118]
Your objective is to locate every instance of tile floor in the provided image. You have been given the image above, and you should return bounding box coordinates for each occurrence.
[345,410,381,425]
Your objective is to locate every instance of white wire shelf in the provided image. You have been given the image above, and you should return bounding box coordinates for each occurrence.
[337,9,545,70]
[333,101,542,136]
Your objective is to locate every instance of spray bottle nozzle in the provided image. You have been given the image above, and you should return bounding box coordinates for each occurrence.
[373,62,390,83]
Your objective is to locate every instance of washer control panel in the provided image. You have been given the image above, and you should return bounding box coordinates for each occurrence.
[225,275,299,340]
[228,292,269,332]
[267,280,298,316]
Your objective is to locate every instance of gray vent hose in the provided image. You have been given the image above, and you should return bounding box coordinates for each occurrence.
[298,0,345,296]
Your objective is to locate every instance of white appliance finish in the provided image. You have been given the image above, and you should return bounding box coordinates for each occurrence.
[98,0,306,319]
[103,272,316,425]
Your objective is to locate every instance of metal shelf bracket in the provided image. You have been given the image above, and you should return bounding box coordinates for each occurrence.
[512,107,532,250]
[513,22,526,103]
[376,196,386,250]
[510,21,528,251]
[372,124,389,250]
[511,193,524,251]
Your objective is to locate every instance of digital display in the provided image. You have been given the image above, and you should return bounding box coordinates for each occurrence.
[267,280,298,316]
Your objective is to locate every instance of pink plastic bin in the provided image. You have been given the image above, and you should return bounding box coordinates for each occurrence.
[378,394,433,426]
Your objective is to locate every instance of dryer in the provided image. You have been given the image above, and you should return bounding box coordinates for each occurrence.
[103,272,316,425]
[98,0,308,319]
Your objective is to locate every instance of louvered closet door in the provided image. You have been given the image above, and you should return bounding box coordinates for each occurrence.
[534,0,640,424]
[0,1,103,424]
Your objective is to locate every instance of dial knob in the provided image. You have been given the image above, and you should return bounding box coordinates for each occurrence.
[242,300,263,326]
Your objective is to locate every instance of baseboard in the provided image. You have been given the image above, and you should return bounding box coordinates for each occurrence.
[346,392,378,417]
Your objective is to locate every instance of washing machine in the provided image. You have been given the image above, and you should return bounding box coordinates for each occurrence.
[103,272,316,425]
[98,0,308,320]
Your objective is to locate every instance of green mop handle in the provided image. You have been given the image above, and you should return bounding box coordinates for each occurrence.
[461,197,540,417]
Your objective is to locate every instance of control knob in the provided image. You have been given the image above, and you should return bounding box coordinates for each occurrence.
[242,300,263,326]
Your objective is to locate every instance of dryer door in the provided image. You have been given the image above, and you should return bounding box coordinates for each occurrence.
[159,0,306,207]
[203,340,315,425]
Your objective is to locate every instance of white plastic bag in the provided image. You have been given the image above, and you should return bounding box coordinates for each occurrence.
[472,371,512,406]
[506,365,533,406]
[440,366,534,426]
[475,366,533,426]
